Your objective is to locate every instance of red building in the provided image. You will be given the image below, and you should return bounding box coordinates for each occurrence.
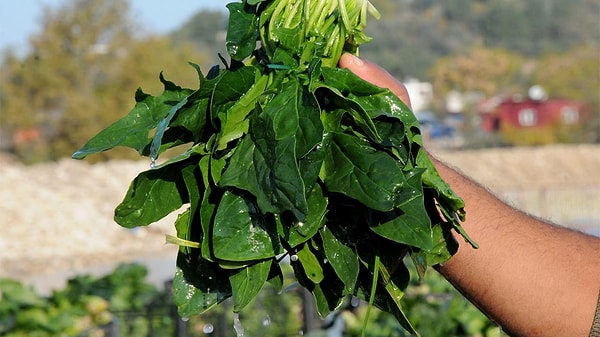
[479,95,591,145]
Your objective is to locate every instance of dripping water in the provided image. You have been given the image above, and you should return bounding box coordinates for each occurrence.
[203,324,214,333]
[233,312,245,337]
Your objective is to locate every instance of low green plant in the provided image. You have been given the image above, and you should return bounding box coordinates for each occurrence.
[0,264,165,337]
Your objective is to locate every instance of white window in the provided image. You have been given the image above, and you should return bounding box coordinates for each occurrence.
[518,108,537,126]
[561,106,579,124]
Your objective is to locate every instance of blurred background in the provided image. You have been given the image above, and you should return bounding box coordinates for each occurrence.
[0,0,598,336]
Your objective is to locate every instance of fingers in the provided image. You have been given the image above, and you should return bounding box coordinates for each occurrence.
[338,53,412,110]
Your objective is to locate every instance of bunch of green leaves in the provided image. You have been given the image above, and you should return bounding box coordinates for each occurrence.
[73,0,475,335]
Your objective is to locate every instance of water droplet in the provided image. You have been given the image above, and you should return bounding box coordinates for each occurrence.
[262,315,271,326]
[150,157,156,169]
[290,254,299,262]
[228,44,239,56]
[233,313,245,337]
[296,221,305,228]
[181,317,190,322]
[203,324,214,334]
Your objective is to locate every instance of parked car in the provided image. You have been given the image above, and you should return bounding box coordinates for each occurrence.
[416,111,456,139]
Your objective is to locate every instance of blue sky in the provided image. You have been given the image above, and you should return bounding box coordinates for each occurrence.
[0,0,233,55]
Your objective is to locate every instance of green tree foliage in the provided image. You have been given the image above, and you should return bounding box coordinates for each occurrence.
[533,44,600,142]
[0,0,208,163]
[360,4,477,79]
[533,45,600,107]
[476,0,599,56]
[429,47,524,98]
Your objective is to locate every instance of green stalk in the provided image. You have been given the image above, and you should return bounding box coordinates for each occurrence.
[362,255,381,337]
[337,0,352,32]
[268,0,288,41]
[283,0,303,28]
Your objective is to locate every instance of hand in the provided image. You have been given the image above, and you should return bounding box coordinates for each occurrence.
[338,53,412,110]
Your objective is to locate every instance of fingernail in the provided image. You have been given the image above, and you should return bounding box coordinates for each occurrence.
[349,54,364,66]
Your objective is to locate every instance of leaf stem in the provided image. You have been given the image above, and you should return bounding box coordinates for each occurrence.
[165,234,200,248]
[361,254,380,337]
[283,0,303,28]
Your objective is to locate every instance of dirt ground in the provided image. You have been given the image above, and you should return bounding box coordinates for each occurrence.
[1,144,598,293]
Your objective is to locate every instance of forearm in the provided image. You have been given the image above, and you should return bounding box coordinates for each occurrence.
[433,157,600,337]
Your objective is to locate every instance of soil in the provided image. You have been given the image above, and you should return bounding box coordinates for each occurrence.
[1,144,598,293]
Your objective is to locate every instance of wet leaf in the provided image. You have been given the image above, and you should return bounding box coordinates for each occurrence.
[212,191,282,261]
[229,259,272,312]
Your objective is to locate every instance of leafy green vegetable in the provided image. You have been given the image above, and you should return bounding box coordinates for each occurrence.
[73,0,476,335]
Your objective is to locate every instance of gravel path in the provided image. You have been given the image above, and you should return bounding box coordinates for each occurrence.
[0,156,179,289]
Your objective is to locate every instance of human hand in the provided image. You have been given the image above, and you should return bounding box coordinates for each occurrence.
[338,53,412,110]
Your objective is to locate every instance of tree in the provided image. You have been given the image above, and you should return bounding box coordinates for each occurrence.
[429,46,524,98]
[0,0,208,163]
[475,0,599,56]
[532,44,600,142]
[361,4,477,80]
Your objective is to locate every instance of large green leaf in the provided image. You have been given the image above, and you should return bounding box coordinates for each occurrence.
[218,136,266,206]
[220,80,309,220]
[320,226,359,295]
[317,84,381,143]
[282,183,327,247]
[324,132,405,212]
[249,80,309,219]
[114,161,194,228]
[226,2,257,61]
[321,67,417,124]
[320,67,387,97]
[216,73,268,150]
[211,66,257,121]
[295,84,324,159]
[72,74,192,159]
[212,191,282,261]
[229,259,271,312]
[173,255,231,318]
[368,168,434,251]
